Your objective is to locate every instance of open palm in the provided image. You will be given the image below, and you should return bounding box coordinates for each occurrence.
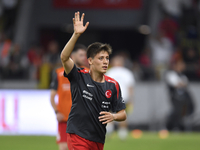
[73,12,89,35]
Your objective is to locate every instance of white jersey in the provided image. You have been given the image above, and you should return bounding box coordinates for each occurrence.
[165,71,188,87]
[106,66,135,103]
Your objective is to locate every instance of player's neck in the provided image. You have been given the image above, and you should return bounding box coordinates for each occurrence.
[75,63,80,68]
[89,70,105,83]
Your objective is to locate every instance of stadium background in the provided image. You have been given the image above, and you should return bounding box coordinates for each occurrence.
[0,0,200,149]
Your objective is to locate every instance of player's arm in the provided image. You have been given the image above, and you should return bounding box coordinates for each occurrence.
[50,72,65,121]
[50,89,65,122]
[60,11,89,74]
[50,89,58,113]
[99,110,127,124]
[113,109,126,121]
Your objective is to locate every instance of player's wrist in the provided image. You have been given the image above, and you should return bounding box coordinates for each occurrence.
[112,114,115,121]
[73,32,81,38]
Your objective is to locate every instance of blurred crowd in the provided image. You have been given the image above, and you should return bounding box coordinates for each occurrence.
[137,0,200,81]
[0,0,200,89]
[0,34,62,88]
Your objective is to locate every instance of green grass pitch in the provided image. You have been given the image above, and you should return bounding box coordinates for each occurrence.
[0,132,200,150]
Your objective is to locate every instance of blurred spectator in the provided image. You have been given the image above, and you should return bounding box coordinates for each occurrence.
[170,46,183,63]
[27,44,44,80]
[38,40,61,88]
[106,55,135,140]
[0,32,12,76]
[45,40,61,71]
[150,32,174,80]
[165,60,195,131]
[3,43,28,79]
[160,0,192,19]
[138,47,154,81]
[182,47,200,81]
[158,13,179,44]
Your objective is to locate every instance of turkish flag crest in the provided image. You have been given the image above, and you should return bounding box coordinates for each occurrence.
[105,90,112,98]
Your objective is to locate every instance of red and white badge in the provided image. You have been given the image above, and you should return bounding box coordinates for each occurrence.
[105,90,112,98]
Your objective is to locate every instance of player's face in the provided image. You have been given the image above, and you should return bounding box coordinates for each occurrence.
[89,50,109,74]
[74,49,87,67]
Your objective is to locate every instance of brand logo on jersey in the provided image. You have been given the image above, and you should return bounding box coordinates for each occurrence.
[83,90,93,101]
[87,84,94,87]
[101,101,110,109]
[105,90,112,98]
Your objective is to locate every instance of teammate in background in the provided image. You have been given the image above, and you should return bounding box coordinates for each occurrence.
[106,55,135,140]
[50,44,88,150]
[165,60,194,131]
[60,12,126,150]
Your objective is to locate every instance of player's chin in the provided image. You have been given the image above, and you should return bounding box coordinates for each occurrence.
[101,69,107,74]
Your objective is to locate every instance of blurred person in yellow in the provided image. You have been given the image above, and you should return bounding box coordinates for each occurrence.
[38,41,61,89]
[106,55,135,140]
[50,44,88,150]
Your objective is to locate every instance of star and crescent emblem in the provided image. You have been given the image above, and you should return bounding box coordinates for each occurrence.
[105,90,112,98]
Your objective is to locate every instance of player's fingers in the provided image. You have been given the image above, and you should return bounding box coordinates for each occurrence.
[99,111,108,115]
[98,116,103,119]
[74,12,77,21]
[101,118,110,124]
[99,114,108,119]
[81,13,85,22]
[99,115,112,122]
[102,120,111,124]
[77,11,80,21]
[99,114,107,119]
[99,118,107,122]
[73,18,75,25]
[84,22,89,29]
[99,115,106,120]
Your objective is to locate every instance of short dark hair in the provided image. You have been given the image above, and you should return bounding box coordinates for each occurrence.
[87,42,112,58]
[73,44,87,53]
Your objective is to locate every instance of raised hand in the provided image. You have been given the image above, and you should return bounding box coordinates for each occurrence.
[73,11,89,35]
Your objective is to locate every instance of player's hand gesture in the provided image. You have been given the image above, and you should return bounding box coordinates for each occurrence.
[99,111,115,124]
[73,11,89,36]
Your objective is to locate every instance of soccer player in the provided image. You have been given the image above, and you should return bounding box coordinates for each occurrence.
[106,55,135,140]
[165,60,194,131]
[50,44,88,150]
[60,12,127,150]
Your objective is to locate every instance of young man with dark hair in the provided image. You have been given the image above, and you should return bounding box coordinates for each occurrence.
[60,12,126,150]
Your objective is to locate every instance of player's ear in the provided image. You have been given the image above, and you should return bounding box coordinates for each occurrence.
[88,57,93,65]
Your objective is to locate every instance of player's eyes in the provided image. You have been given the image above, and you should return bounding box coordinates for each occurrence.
[99,57,109,60]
